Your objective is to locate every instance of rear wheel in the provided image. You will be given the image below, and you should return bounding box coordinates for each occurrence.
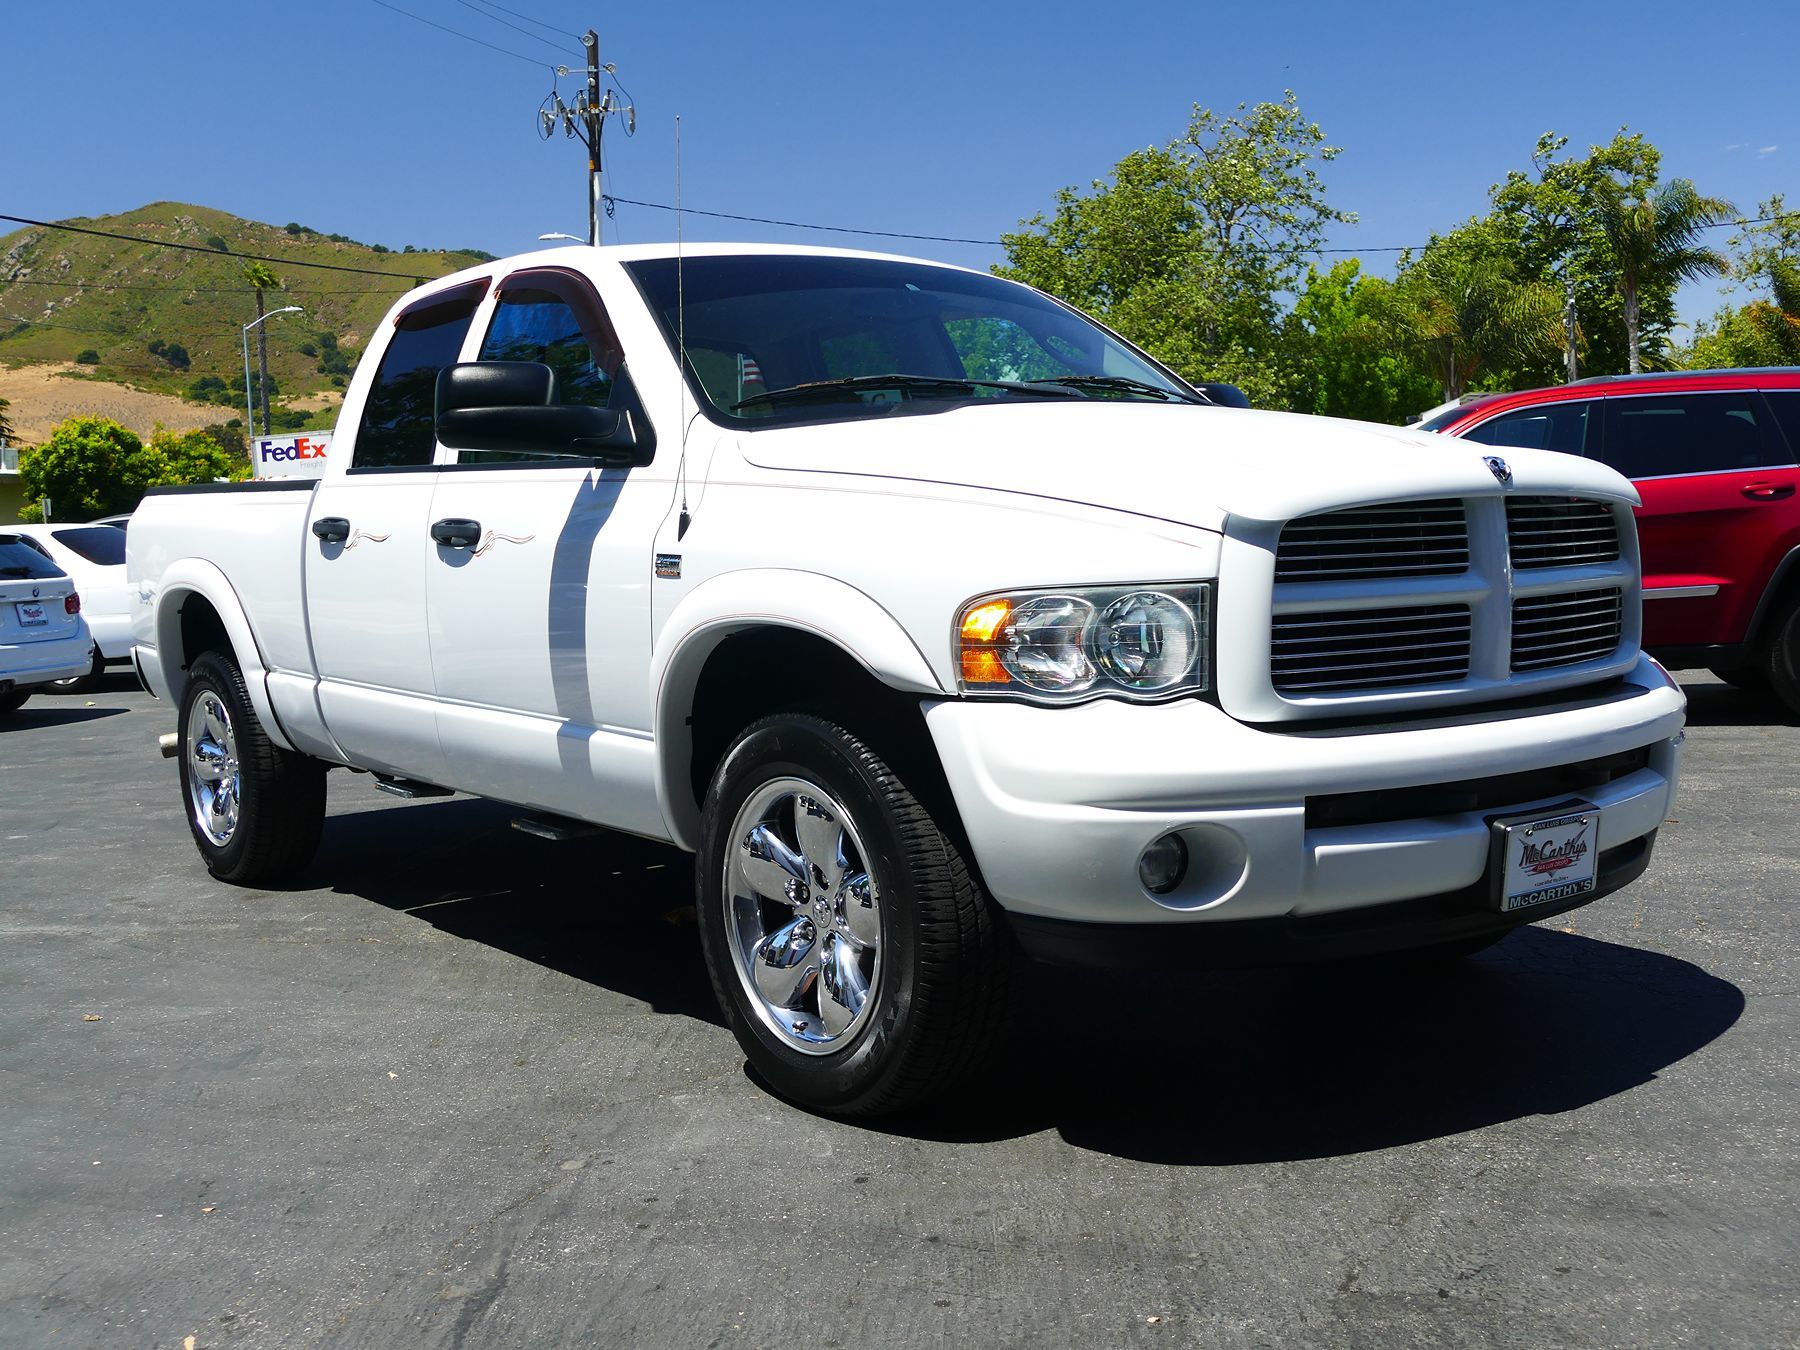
[0,689,29,717]
[1761,600,1800,716]
[696,713,1016,1117]
[51,651,106,694]
[178,650,326,883]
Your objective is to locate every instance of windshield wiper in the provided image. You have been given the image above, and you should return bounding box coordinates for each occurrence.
[1024,374,1208,404]
[732,373,1076,411]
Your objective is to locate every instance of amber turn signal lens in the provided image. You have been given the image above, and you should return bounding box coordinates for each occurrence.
[960,648,1011,685]
[959,600,1011,644]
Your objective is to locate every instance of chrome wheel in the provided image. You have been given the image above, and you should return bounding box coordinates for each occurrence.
[722,777,884,1055]
[185,687,241,847]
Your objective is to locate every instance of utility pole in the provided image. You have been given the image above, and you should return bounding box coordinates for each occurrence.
[1563,272,1580,383]
[583,30,603,246]
[538,32,633,247]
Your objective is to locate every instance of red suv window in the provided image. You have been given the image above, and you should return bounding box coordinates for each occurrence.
[1599,392,1771,478]
[1462,400,1595,454]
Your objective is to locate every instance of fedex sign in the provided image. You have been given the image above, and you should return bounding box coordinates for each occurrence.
[253,432,331,480]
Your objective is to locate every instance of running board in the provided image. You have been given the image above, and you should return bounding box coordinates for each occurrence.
[374,775,454,799]
[511,813,604,841]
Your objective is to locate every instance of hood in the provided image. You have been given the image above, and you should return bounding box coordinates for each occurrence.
[738,402,1640,530]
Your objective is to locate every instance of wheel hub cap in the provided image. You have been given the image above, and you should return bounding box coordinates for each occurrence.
[185,689,242,847]
[724,781,884,1055]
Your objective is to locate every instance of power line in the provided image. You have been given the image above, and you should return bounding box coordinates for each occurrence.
[366,0,557,68]
[0,277,413,296]
[450,0,579,57]
[461,0,581,41]
[0,214,439,280]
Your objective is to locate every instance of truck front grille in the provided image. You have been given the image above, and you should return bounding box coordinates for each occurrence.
[1256,494,1634,714]
[1511,588,1623,671]
[1272,604,1472,692]
[1274,499,1469,582]
[1506,496,1621,569]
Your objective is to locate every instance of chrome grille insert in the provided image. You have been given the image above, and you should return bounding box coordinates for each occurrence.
[1511,588,1623,671]
[1506,497,1621,569]
[1275,500,1469,582]
[1272,605,1472,692]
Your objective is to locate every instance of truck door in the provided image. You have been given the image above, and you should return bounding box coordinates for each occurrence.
[304,278,488,781]
[423,266,673,835]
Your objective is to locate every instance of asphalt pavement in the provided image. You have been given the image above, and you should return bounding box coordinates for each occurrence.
[1,673,1795,1348]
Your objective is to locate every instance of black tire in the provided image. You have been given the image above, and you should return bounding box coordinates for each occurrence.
[696,713,1016,1118]
[177,649,326,883]
[51,651,106,694]
[0,689,29,717]
[1763,600,1800,716]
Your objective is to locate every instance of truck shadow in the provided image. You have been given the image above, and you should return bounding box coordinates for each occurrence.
[297,793,1743,1165]
[300,794,720,1026]
[1676,679,1798,727]
[909,928,1743,1164]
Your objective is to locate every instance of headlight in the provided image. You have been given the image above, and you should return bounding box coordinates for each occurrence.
[955,582,1211,703]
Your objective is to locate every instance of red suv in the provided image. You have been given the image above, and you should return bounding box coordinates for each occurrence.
[1426,369,1800,710]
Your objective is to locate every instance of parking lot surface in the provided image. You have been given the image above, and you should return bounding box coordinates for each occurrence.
[2,675,1796,1348]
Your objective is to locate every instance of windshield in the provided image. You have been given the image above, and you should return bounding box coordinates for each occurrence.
[623,254,1198,426]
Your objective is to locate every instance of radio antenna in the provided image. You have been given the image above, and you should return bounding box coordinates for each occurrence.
[676,114,690,540]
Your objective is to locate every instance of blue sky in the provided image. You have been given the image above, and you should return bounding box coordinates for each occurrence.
[5,0,1796,332]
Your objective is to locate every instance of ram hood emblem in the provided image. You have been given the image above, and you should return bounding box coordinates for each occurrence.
[1483,455,1513,487]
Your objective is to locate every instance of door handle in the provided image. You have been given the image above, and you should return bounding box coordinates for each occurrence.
[1741,483,1795,500]
[430,517,483,549]
[311,516,351,543]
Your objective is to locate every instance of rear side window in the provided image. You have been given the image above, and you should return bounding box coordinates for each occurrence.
[50,526,126,566]
[0,538,65,580]
[1601,392,1768,479]
[1762,390,1800,466]
[353,279,489,470]
[1462,401,1593,454]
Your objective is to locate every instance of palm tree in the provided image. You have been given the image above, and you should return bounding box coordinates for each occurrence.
[1401,240,1563,399]
[1595,179,1735,373]
[241,261,283,434]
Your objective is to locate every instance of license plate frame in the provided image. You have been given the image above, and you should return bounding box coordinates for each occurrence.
[14,600,48,627]
[1488,802,1600,913]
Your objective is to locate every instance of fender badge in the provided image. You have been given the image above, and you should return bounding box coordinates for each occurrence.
[1484,455,1513,487]
[655,553,682,579]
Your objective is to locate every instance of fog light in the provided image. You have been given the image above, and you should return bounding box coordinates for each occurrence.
[1138,834,1187,894]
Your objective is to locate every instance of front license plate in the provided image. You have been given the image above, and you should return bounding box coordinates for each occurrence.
[14,601,47,627]
[1493,807,1600,912]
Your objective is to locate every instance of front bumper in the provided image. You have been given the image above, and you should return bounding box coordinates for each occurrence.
[923,654,1685,936]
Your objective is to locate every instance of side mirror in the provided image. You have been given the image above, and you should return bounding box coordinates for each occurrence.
[1195,382,1251,409]
[434,361,652,468]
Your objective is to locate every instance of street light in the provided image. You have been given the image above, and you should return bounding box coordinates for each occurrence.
[242,306,303,440]
[537,232,584,243]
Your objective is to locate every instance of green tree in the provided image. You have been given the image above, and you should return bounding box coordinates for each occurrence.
[1490,130,1660,381]
[145,424,250,483]
[16,417,159,522]
[1688,196,1800,368]
[997,92,1353,407]
[242,260,284,435]
[1596,178,1735,372]
[0,396,14,447]
[1396,220,1564,399]
[1286,260,1439,422]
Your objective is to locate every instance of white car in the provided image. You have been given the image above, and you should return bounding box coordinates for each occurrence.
[1,531,94,715]
[9,523,129,689]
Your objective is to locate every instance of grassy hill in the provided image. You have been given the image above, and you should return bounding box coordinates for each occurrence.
[0,202,493,432]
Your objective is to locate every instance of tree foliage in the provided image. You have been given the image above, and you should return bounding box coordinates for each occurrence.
[1286,261,1438,422]
[997,92,1352,407]
[1595,178,1735,372]
[16,417,159,521]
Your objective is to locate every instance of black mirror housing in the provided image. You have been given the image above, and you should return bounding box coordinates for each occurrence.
[434,361,653,468]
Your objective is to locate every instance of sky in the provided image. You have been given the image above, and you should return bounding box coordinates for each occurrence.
[4,0,1797,335]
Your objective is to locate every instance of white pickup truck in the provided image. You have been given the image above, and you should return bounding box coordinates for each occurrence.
[128,243,1687,1115]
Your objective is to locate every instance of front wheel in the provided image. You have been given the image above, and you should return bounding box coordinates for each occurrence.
[178,650,326,883]
[697,714,1016,1117]
[0,689,29,718]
